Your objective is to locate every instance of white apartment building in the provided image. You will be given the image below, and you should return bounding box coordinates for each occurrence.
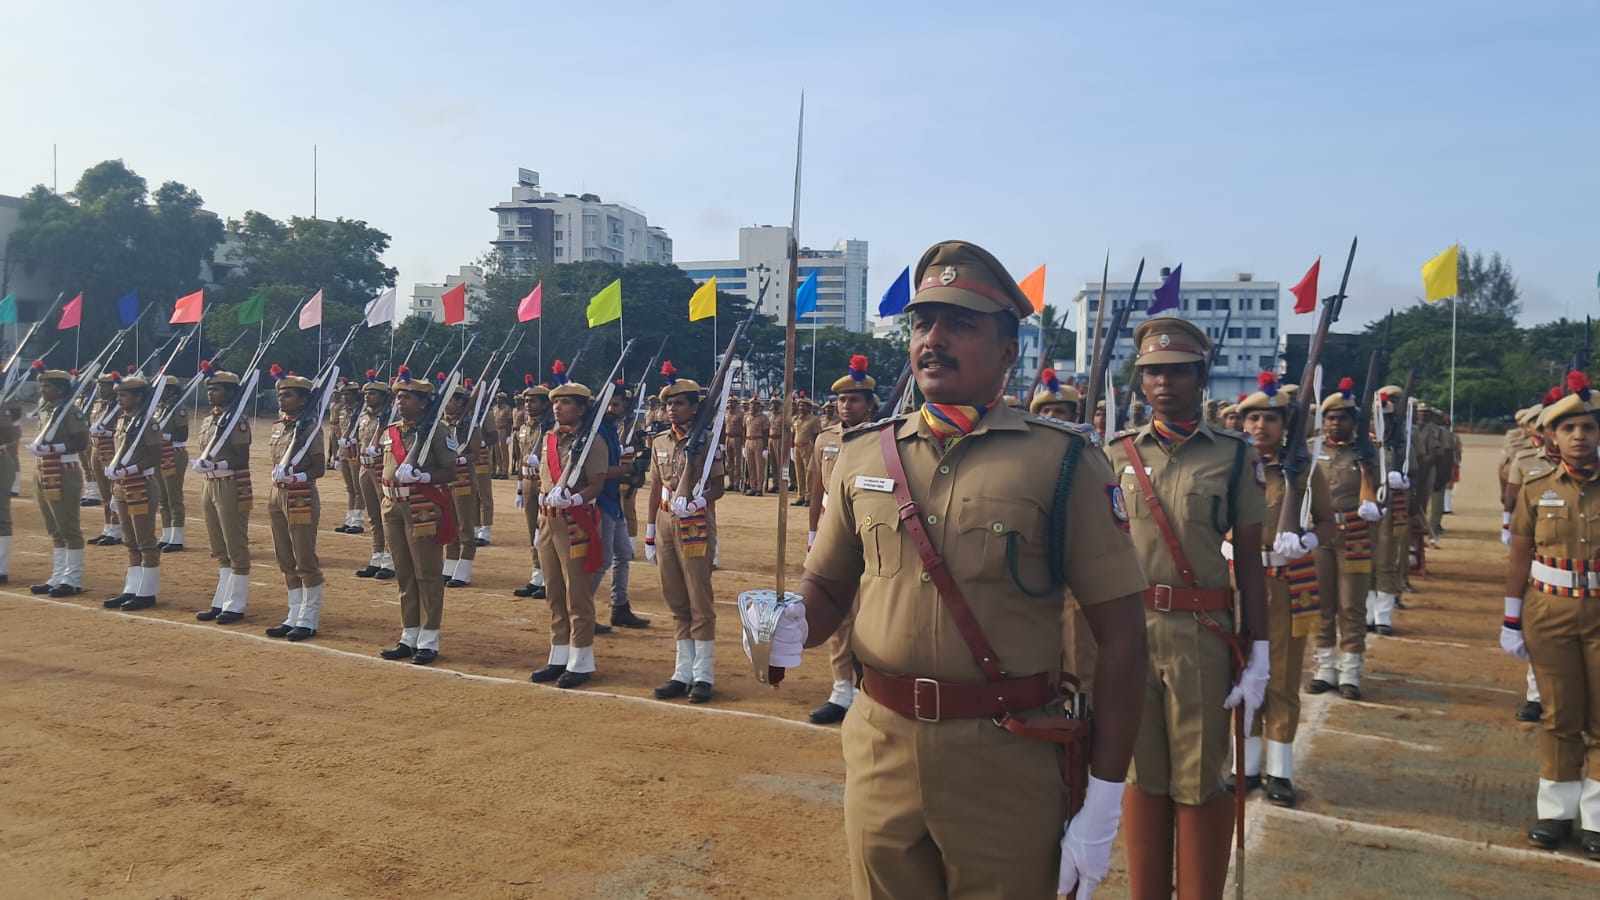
[410,265,485,325]
[490,169,671,273]
[677,226,869,333]
[1071,270,1283,402]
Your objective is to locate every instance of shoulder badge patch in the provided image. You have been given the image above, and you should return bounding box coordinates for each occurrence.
[1107,484,1130,531]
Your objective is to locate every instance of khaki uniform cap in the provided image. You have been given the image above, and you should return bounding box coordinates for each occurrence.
[1237,385,1295,415]
[908,240,1034,319]
[660,377,703,401]
[1319,389,1359,414]
[115,375,153,392]
[394,377,435,396]
[206,370,242,386]
[1539,391,1597,428]
[1514,405,1543,426]
[1132,317,1211,365]
[276,374,314,392]
[40,369,74,384]
[550,381,594,401]
[1029,383,1082,415]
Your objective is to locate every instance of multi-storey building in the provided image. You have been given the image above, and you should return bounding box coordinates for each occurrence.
[677,226,868,333]
[490,169,670,273]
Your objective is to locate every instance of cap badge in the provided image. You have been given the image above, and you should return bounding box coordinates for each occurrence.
[939,266,958,286]
[1158,334,1171,348]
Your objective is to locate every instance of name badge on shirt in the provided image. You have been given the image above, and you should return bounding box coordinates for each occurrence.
[1122,465,1152,475]
[1539,490,1565,507]
[855,475,895,493]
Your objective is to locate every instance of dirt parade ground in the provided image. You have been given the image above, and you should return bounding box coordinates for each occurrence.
[2,429,1598,898]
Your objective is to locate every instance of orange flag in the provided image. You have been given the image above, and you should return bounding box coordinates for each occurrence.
[1018,265,1046,314]
[171,290,204,325]
[441,283,466,325]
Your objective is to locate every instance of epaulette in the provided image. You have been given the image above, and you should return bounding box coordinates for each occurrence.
[1026,413,1102,447]
[1112,428,1139,441]
[842,413,909,440]
[1525,465,1562,486]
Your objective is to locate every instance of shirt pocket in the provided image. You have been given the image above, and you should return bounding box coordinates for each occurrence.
[957,497,1048,585]
[855,495,903,578]
[1185,474,1230,534]
[1533,503,1571,547]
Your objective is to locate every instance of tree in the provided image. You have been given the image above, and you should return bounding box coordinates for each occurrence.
[6,160,224,364]
[1455,247,1520,319]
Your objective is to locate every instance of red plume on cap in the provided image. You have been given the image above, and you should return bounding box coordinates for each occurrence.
[1378,391,1389,404]
[1041,368,1060,393]
[126,365,136,374]
[110,370,123,385]
[397,365,412,380]
[269,364,285,381]
[436,372,447,385]
[464,377,474,389]
[201,359,217,377]
[661,360,677,379]
[1568,369,1592,402]
[550,360,568,386]
[365,369,378,384]
[1338,377,1354,399]
[1258,371,1278,397]
[524,373,534,386]
[30,359,44,372]
[1543,385,1564,406]
[616,378,626,386]
[70,368,79,376]
[1237,393,1248,402]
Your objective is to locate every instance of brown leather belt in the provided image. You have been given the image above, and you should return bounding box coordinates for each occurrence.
[1142,584,1233,612]
[862,665,1055,723]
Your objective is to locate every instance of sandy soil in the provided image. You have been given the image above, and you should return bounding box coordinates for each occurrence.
[1,426,1595,897]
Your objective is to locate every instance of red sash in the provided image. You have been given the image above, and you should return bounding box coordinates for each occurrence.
[545,430,605,575]
[388,425,458,546]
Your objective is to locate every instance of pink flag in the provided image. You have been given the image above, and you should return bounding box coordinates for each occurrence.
[298,290,323,330]
[170,290,204,325]
[517,282,543,322]
[58,293,83,329]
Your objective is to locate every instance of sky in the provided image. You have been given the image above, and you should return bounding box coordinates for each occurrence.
[3,1,1597,335]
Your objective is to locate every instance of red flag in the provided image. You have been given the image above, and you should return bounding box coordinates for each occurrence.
[171,290,204,324]
[57,293,83,330]
[441,283,466,325]
[1290,258,1320,315]
[517,282,542,322]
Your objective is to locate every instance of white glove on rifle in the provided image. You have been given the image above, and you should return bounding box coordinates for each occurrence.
[1273,531,1317,560]
[525,451,540,468]
[192,458,216,473]
[671,491,707,519]
[644,524,657,563]
[757,599,806,668]
[361,445,379,461]
[1224,640,1272,735]
[1388,471,1409,490]
[89,424,108,437]
[1058,775,1125,899]
[1501,511,1513,546]
[339,437,355,449]
[1357,500,1382,522]
[105,464,130,480]
[394,462,424,485]
[546,486,576,509]
[1500,597,1529,660]
[29,442,64,456]
[514,490,525,510]
[1220,540,1234,562]
[807,530,816,552]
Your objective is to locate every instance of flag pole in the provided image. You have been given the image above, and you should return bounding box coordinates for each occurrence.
[809,323,817,399]
[537,316,543,379]
[1448,295,1457,426]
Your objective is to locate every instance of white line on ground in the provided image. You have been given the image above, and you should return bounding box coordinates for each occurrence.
[1257,804,1600,870]
[1365,672,1519,696]
[1318,727,1441,753]
[2,589,836,735]
[1378,636,1472,650]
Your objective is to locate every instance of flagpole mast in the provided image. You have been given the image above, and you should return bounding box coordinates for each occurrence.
[1449,295,1457,426]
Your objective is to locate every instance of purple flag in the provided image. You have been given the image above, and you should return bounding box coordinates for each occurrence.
[1147,263,1182,316]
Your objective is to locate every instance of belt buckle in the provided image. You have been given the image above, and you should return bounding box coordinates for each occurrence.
[1151,584,1174,612]
[913,677,941,722]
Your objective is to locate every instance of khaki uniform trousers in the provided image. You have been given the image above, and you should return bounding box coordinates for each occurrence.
[358,467,386,555]
[383,499,444,631]
[725,437,744,492]
[202,476,251,572]
[158,449,188,529]
[37,466,86,549]
[340,458,360,510]
[620,482,640,538]
[1256,577,1308,743]
[447,487,479,562]
[475,468,494,528]
[828,595,860,684]
[1524,591,1600,781]
[87,443,118,527]
[744,439,767,493]
[1315,539,1369,655]
[793,442,812,494]
[1372,511,1404,594]
[0,451,16,536]
[1430,486,1446,534]
[653,505,715,641]
[268,486,322,590]
[536,509,597,649]
[1129,608,1235,806]
[842,692,1066,898]
[521,479,540,571]
[115,480,162,567]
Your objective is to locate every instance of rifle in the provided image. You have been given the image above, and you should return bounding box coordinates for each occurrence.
[1,340,59,408]
[156,330,249,432]
[406,335,477,470]
[556,340,635,492]
[622,335,670,446]
[1396,365,1418,479]
[109,324,204,471]
[276,363,342,476]
[130,327,186,378]
[1354,309,1392,471]
[1081,259,1144,429]
[0,292,65,395]
[196,368,261,464]
[1081,252,1111,420]
[1026,308,1071,400]
[39,323,140,444]
[887,358,916,417]
[1277,238,1356,540]
[565,333,596,380]
[673,299,764,503]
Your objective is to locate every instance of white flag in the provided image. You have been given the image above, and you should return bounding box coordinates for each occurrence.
[364,287,397,328]
[298,289,323,330]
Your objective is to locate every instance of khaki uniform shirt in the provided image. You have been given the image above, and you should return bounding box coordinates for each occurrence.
[794,414,821,450]
[745,412,771,441]
[380,419,455,485]
[813,423,845,492]
[37,399,89,455]
[650,428,725,498]
[513,416,549,487]
[1105,423,1266,590]
[807,405,1148,681]
[157,401,189,445]
[1317,439,1376,513]
[357,408,388,457]
[726,412,745,440]
[112,407,162,474]
[197,407,251,470]
[539,426,609,496]
[268,414,327,480]
[1511,465,1599,559]
[1259,451,1335,547]
[1510,448,1558,487]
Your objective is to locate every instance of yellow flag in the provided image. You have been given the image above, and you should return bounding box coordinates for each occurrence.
[1421,244,1459,302]
[688,277,717,322]
[586,278,622,327]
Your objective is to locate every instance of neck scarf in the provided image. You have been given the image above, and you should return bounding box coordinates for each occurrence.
[1563,457,1598,481]
[1152,420,1199,447]
[922,402,991,452]
[671,423,689,440]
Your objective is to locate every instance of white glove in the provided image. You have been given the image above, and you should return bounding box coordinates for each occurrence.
[1501,597,1529,660]
[272,467,295,485]
[1273,531,1315,560]
[30,442,64,455]
[105,465,128,479]
[672,491,707,518]
[1501,511,1513,546]
[1388,471,1409,490]
[546,486,576,509]
[771,601,808,668]
[89,424,108,437]
[645,524,657,563]
[1357,500,1382,522]
[1058,775,1125,899]
[514,491,525,510]
[362,445,379,460]
[763,449,770,459]
[339,437,355,449]
[1220,540,1234,562]
[807,530,816,551]
[394,462,421,484]
[192,458,216,473]
[1223,640,1271,735]
[329,459,340,472]
[525,452,540,467]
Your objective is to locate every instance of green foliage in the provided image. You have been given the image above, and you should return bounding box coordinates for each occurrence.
[1455,247,1521,319]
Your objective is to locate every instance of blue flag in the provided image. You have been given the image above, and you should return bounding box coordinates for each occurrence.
[0,294,15,325]
[1147,263,1182,316]
[116,290,140,326]
[795,270,819,318]
[878,266,911,317]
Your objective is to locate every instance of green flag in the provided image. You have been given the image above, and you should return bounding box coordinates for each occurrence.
[586,278,622,328]
[0,294,15,325]
[237,290,265,325]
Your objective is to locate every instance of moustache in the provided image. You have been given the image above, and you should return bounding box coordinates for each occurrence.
[918,353,958,371]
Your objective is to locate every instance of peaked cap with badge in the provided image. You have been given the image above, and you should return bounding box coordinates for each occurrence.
[909,240,1035,319]
[1132,317,1211,366]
